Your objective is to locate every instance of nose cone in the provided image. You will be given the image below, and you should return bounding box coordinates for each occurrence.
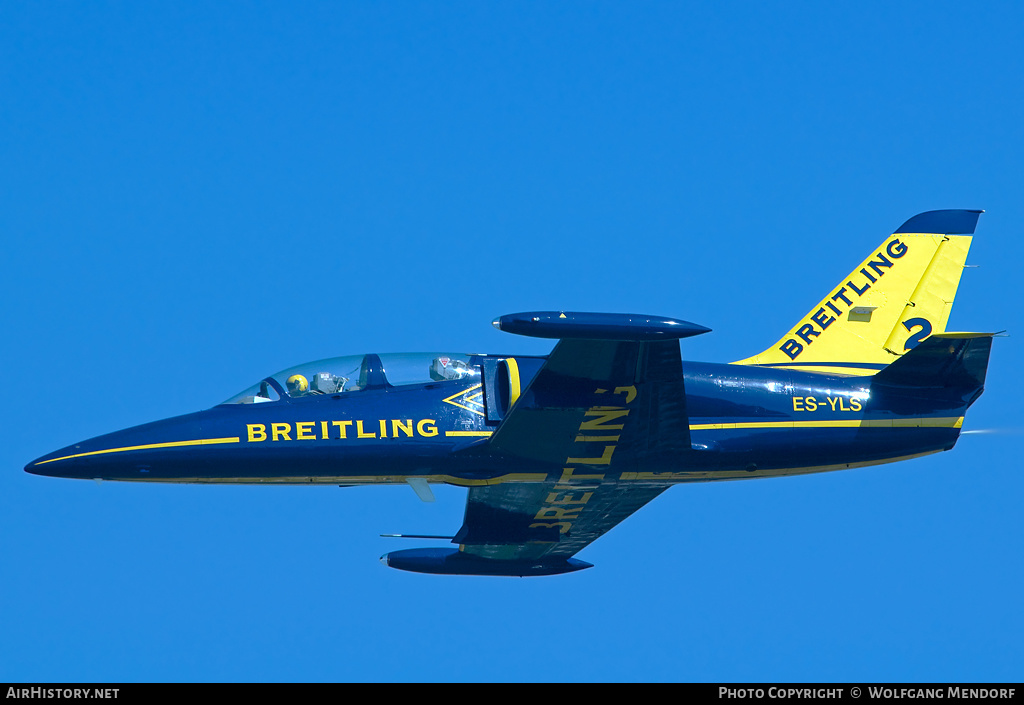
[25,445,83,477]
[25,431,145,480]
[24,407,236,481]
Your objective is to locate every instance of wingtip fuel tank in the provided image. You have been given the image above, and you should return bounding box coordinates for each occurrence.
[492,311,711,341]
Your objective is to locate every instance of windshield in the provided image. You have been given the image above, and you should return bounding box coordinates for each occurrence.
[222,353,479,404]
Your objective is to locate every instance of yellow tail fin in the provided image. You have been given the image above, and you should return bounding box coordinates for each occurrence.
[733,210,982,376]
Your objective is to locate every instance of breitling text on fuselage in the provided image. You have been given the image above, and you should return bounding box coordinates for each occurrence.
[246,419,439,442]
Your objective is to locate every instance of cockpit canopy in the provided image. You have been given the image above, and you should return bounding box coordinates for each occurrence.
[222,353,480,404]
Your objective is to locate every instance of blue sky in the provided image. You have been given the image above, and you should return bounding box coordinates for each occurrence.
[2,3,1021,682]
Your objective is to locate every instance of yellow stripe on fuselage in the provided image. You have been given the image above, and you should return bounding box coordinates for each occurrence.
[689,416,964,431]
[128,472,550,486]
[620,450,942,482]
[36,416,962,467]
[34,437,242,465]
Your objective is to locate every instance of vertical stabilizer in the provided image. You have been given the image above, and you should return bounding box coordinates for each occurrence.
[733,210,982,376]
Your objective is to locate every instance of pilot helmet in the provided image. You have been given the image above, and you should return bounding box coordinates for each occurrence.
[286,374,309,395]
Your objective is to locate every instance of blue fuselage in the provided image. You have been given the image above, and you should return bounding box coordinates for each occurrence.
[27,359,972,486]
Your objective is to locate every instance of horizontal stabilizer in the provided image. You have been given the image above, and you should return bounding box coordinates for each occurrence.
[872,333,994,389]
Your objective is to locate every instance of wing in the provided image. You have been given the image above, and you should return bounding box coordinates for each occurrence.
[454,477,671,562]
[381,313,711,576]
[488,337,694,465]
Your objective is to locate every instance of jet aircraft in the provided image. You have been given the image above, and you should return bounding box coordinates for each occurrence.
[27,210,994,576]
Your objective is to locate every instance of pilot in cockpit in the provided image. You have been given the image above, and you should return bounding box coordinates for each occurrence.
[287,374,310,397]
[288,372,348,397]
